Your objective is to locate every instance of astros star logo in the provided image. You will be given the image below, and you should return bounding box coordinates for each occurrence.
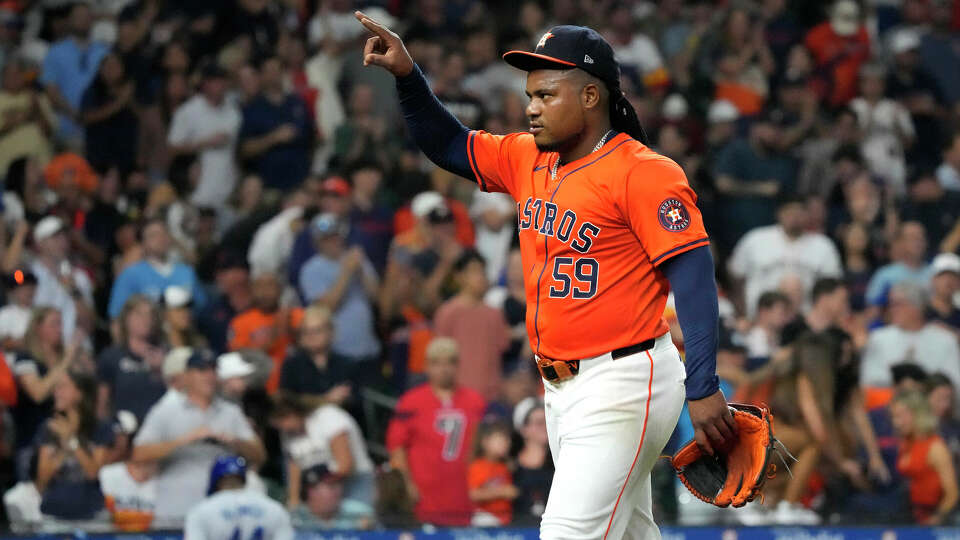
[537,32,554,49]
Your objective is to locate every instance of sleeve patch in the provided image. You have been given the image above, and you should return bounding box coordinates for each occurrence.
[657,198,691,232]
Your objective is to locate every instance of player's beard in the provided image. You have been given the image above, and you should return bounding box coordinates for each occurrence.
[535,127,586,154]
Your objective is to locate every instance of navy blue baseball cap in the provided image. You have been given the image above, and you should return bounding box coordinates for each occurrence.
[186,349,217,370]
[503,26,649,144]
[504,26,620,91]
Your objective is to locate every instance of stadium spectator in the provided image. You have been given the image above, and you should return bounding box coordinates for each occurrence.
[926,374,960,469]
[926,253,960,329]
[96,295,165,422]
[30,215,94,340]
[35,371,108,520]
[865,222,930,310]
[900,170,960,257]
[228,271,302,393]
[484,248,529,366]
[159,347,191,403]
[80,51,138,175]
[346,163,394,273]
[938,132,960,192]
[298,212,380,363]
[107,218,206,319]
[861,282,960,391]
[470,191,515,283]
[217,352,256,404]
[278,305,353,405]
[804,0,870,107]
[161,285,206,349]
[0,269,35,351]
[238,56,315,192]
[434,251,510,401]
[291,463,375,530]
[850,63,915,194]
[891,390,959,524]
[99,451,157,532]
[40,2,108,147]
[386,337,485,526]
[197,252,252,354]
[132,349,265,525]
[0,59,55,176]
[12,308,76,456]
[269,394,375,507]
[743,291,793,362]
[729,195,842,317]
[166,63,240,210]
[468,420,517,527]
[512,397,552,526]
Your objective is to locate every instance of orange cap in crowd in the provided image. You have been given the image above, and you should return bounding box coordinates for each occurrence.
[43,153,99,194]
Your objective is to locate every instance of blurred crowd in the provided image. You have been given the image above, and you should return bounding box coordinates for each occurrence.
[0,0,955,532]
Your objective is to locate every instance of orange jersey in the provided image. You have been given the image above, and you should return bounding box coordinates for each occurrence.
[468,458,513,525]
[466,131,708,360]
[228,307,304,392]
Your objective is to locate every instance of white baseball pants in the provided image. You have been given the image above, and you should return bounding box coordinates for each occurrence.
[540,332,686,540]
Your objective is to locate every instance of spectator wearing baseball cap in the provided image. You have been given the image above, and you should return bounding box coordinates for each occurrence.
[133,348,266,523]
[29,215,95,341]
[298,212,381,363]
[0,269,37,350]
[926,253,960,329]
[196,251,252,355]
[290,463,375,530]
[161,286,207,350]
[393,189,475,250]
[217,352,255,403]
[286,175,356,287]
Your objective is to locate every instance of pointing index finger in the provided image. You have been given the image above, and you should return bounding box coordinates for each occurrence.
[355,10,390,39]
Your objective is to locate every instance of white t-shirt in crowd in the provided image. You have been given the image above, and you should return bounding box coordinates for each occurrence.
[167,94,241,209]
[284,405,374,475]
[860,323,960,389]
[98,462,156,529]
[728,225,842,317]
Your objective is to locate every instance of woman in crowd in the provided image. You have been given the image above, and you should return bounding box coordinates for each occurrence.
[80,51,139,175]
[270,393,376,508]
[35,370,110,520]
[927,374,960,467]
[12,309,77,457]
[511,397,552,526]
[892,390,958,524]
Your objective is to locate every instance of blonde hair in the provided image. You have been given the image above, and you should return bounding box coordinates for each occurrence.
[302,304,333,329]
[425,337,459,363]
[893,390,939,437]
[24,306,62,366]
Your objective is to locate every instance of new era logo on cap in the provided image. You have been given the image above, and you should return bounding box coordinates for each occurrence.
[584,54,594,64]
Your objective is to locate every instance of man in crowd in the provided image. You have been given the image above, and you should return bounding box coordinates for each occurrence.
[133,350,266,525]
[29,215,94,340]
[386,337,486,526]
[108,218,206,319]
[291,464,375,530]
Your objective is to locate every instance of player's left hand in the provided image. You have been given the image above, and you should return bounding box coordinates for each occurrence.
[687,390,736,456]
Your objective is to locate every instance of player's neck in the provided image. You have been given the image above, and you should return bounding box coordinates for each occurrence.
[558,121,613,165]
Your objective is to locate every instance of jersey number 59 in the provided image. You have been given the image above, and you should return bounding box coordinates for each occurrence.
[548,257,598,299]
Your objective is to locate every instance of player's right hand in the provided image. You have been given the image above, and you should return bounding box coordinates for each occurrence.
[354,10,414,77]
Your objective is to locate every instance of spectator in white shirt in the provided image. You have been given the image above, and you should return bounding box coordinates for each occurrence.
[728,195,843,317]
[29,216,94,341]
[166,63,241,209]
[860,282,960,390]
[850,63,915,194]
[0,269,36,351]
[744,291,794,362]
[469,191,515,283]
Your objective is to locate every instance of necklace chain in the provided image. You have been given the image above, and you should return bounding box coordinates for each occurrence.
[550,130,615,179]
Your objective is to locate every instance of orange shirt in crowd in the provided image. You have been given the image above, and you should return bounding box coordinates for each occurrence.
[228,307,303,392]
[898,434,944,523]
[468,458,513,525]
[393,197,475,247]
[804,22,870,107]
[715,82,765,116]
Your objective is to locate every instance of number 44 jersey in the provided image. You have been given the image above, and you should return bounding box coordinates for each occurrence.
[386,384,486,526]
[184,489,293,540]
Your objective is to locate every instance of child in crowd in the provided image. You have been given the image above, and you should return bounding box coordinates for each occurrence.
[468,421,518,527]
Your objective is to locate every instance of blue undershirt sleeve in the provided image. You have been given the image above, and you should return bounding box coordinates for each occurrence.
[395,64,474,180]
[661,245,721,400]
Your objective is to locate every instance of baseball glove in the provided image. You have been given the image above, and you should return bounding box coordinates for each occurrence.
[671,403,779,508]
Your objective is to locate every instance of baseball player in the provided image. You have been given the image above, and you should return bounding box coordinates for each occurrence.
[356,12,734,540]
[184,456,293,540]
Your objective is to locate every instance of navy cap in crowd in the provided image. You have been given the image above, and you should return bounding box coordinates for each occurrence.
[186,349,217,370]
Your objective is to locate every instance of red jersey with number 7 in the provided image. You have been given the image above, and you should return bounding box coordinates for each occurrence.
[386,384,486,526]
[465,130,709,361]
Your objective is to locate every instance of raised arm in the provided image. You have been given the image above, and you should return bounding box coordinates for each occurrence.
[354,11,473,180]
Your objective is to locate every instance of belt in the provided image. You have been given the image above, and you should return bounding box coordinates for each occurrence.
[536,337,657,383]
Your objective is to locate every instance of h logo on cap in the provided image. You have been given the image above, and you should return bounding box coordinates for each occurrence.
[537,32,554,49]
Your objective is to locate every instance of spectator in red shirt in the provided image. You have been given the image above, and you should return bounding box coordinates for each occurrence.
[804,0,871,107]
[386,337,486,526]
